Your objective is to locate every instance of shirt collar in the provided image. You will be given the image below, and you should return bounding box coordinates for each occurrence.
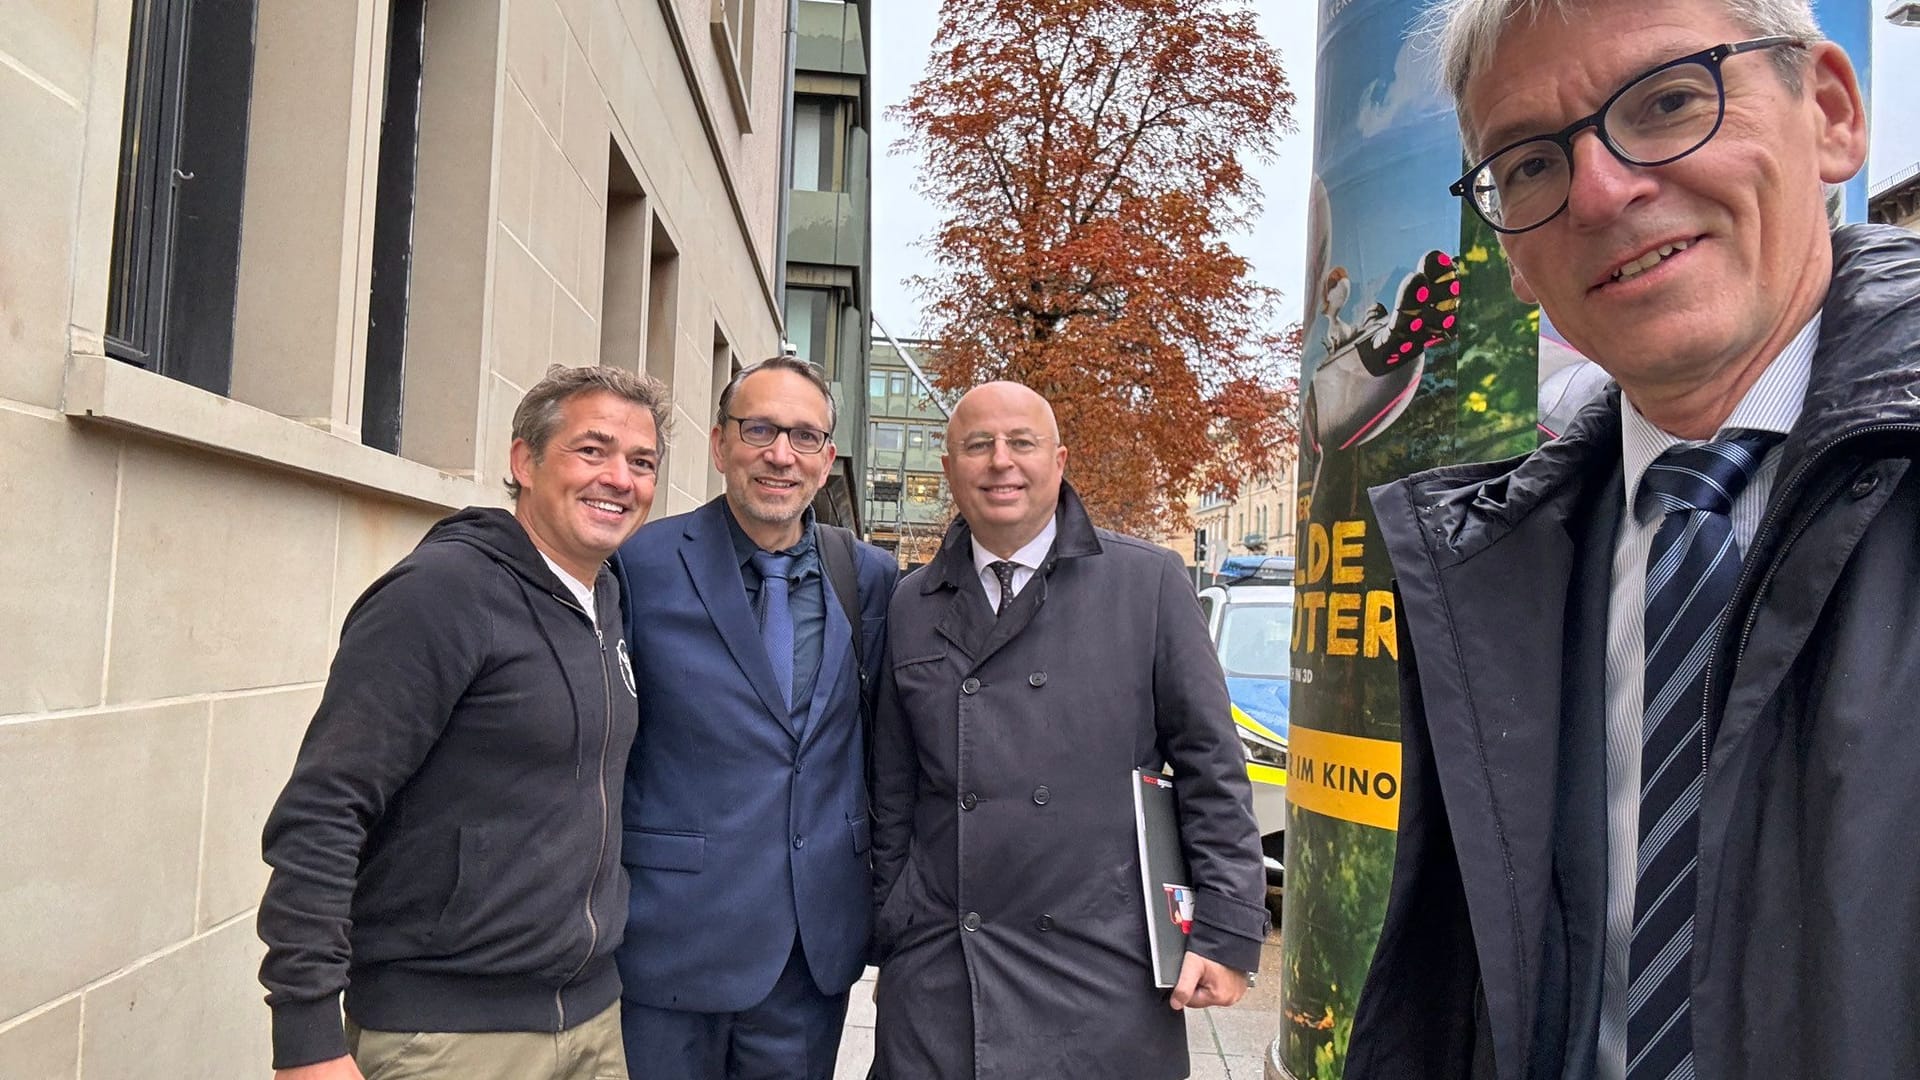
[538,550,595,603]
[971,517,1058,580]
[1621,313,1817,521]
[723,501,819,574]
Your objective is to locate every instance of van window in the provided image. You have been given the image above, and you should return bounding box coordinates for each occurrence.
[1216,603,1292,679]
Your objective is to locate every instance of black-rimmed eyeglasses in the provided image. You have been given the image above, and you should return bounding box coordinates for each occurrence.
[1450,36,1805,234]
[726,415,831,454]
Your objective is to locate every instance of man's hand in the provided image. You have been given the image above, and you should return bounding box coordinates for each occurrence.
[1169,952,1249,1011]
[275,1056,365,1080]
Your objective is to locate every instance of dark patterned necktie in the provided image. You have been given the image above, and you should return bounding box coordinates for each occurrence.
[989,560,1018,616]
[1627,430,1778,1079]
[750,551,796,710]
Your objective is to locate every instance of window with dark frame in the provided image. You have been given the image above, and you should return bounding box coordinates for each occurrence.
[106,0,261,395]
[361,0,429,455]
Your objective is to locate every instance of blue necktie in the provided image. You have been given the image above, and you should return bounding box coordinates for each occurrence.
[751,551,796,711]
[1628,430,1778,1080]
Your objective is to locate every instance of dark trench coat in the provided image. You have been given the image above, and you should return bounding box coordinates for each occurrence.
[867,484,1269,1080]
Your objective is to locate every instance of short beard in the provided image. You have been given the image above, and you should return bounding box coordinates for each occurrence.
[731,484,812,528]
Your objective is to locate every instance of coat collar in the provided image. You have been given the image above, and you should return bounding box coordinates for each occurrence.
[922,480,1103,596]
[1382,223,1920,569]
[920,482,1103,667]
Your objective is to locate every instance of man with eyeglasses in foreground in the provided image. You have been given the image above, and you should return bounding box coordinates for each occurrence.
[866,382,1268,1078]
[610,356,896,1079]
[1349,1,1920,1078]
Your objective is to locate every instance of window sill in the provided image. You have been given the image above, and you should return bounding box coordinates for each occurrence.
[63,353,485,511]
[709,18,755,132]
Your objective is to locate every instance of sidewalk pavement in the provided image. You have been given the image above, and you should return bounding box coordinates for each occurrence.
[833,927,1285,1079]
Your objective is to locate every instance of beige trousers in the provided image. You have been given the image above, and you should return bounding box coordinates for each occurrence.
[346,1001,627,1080]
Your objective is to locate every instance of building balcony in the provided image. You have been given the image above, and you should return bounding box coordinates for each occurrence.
[798,0,867,76]
[787,141,868,270]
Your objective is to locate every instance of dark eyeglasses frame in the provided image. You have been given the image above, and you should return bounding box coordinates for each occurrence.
[1448,36,1805,235]
[726,415,831,454]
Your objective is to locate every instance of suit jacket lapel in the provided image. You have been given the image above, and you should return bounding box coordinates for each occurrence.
[680,501,797,737]
[799,569,856,749]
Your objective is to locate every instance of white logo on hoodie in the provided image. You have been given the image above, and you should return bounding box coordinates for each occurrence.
[615,638,637,697]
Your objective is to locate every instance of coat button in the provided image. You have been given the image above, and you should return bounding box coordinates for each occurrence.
[962,912,982,931]
[1036,914,1055,931]
[1029,671,1047,687]
[1852,473,1880,499]
[1032,785,1051,806]
[961,677,981,695]
[792,835,806,849]
[961,792,979,811]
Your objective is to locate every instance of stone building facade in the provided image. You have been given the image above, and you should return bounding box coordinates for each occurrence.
[0,0,786,1073]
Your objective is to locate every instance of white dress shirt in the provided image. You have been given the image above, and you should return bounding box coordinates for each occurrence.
[971,518,1058,613]
[1591,315,1818,1079]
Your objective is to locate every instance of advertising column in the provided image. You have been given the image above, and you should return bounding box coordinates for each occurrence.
[1272,2,1872,1079]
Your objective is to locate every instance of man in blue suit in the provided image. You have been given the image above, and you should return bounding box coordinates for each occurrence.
[613,356,897,1079]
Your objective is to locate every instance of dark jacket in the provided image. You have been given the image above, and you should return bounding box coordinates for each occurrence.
[1348,224,1920,1080]
[869,484,1269,1080]
[258,508,636,1069]
[610,498,897,1011]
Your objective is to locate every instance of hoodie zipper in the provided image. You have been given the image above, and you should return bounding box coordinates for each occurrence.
[550,592,616,1032]
[1699,423,1920,780]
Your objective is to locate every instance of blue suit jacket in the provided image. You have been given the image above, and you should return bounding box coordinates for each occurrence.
[611,497,897,1011]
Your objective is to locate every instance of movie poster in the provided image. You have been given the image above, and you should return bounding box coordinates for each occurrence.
[1275,2,1871,1078]
[1276,2,1532,1074]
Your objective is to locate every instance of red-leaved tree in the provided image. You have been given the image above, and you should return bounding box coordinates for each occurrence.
[897,0,1299,535]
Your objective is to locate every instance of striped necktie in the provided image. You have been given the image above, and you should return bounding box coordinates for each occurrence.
[1627,430,1778,1080]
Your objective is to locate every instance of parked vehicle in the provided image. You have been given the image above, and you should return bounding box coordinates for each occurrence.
[1198,556,1293,890]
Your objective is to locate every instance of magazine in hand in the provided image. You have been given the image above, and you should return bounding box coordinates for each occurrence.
[1131,767,1193,989]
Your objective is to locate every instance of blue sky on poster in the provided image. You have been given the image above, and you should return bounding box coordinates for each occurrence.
[870,2,1920,340]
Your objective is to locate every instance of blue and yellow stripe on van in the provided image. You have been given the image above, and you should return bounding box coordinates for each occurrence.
[1227,675,1290,788]
[1236,703,1289,787]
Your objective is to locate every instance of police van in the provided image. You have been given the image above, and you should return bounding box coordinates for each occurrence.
[1197,555,1292,889]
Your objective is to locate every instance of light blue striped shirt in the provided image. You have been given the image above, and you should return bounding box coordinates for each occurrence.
[1593,315,1820,1079]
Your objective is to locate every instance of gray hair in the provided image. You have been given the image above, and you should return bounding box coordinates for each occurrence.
[506,363,673,499]
[1427,0,1823,157]
[714,355,838,429]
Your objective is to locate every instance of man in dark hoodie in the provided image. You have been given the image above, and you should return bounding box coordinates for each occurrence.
[258,364,668,1080]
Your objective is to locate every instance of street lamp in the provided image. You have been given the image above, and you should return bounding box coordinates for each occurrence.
[1890,1,1920,27]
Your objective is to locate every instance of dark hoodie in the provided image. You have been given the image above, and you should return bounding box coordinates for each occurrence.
[258,507,637,1069]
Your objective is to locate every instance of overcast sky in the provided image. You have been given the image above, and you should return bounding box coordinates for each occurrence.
[870,2,1920,338]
